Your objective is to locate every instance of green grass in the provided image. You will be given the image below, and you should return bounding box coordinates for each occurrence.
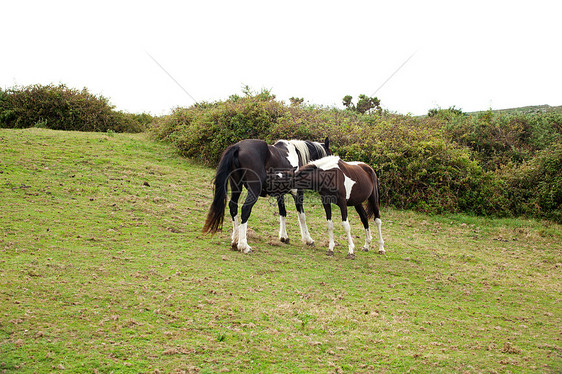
[1,128,561,373]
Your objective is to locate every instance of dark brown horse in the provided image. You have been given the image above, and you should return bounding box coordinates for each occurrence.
[202,138,330,253]
[293,155,385,259]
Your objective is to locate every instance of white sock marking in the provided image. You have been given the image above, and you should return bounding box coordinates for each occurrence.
[231,216,239,245]
[279,215,288,241]
[375,218,385,254]
[298,211,314,244]
[326,219,335,251]
[237,222,252,253]
[363,228,372,250]
[342,219,355,254]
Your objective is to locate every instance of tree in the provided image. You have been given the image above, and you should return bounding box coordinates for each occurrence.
[342,95,353,109]
[356,94,381,114]
[342,94,381,114]
[289,97,304,107]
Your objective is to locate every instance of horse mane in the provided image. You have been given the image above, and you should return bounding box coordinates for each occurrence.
[309,141,328,159]
[288,140,312,165]
[287,140,328,165]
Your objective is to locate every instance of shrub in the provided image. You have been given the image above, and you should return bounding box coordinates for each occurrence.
[0,84,145,133]
[153,92,284,166]
[427,106,466,120]
[503,143,562,222]
[441,110,562,171]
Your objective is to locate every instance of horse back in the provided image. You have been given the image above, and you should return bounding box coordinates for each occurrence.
[234,139,270,172]
[339,161,377,204]
[233,139,297,193]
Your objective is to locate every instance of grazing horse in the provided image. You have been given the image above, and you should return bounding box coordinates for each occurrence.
[293,155,385,259]
[202,138,331,253]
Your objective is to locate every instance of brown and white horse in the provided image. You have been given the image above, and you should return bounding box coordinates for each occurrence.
[203,138,330,253]
[293,155,385,259]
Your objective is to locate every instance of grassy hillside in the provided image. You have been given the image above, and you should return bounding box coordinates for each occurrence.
[468,104,562,115]
[1,128,561,373]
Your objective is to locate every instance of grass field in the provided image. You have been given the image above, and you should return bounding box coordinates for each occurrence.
[1,128,561,373]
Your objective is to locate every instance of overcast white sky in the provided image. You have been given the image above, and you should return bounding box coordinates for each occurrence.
[2,0,561,115]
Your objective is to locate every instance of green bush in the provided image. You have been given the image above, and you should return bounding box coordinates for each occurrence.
[441,110,562,171]
[153,92,284,165]
[0,84,146,133]
[503,143,562,222]
[427,106,466,120]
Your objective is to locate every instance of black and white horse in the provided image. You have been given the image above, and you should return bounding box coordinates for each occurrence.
[203,138,331,253]
[293,155,385,259]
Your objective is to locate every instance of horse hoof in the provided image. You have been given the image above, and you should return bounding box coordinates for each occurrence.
[306,241,315,247]
[280,237,290,244]
[378,249,386,255]
[240,246,253,254]
[361,246,369,252]
[230,242,238,251]
[326,250,334,257]
[346,253,356,260]
[238,243,252,253]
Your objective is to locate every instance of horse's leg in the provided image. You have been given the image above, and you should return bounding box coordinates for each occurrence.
[339,204,355,259]
[375,217,385,254]
[237,180,262,254]
[229,193,241,249]
[355,204,372,252]
[322,201,335,256]
[294,190,314,245]
[368,193,385,255]
[277,194,289,243]
[228,178,242,249]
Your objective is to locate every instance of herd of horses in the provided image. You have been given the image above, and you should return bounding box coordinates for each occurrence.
[202,137,385,259]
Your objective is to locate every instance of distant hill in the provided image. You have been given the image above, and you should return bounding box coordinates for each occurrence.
[468,104,562,115]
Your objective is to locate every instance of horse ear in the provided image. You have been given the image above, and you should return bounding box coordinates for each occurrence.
[324,137,330,154]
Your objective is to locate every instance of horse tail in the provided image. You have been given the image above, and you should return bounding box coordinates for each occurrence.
[202,144,239,234]
[365,167,381,220]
